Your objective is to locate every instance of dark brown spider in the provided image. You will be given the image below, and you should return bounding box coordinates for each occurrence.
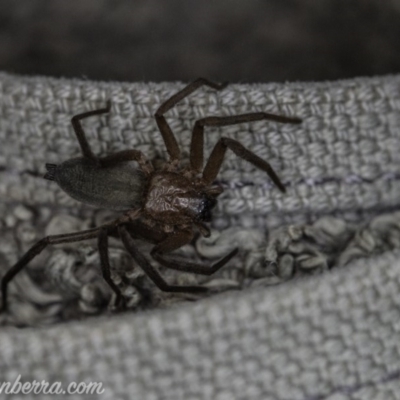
[0,78,301,311]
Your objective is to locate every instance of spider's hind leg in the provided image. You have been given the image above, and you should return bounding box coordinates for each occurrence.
[0,228,101,313]
[150,229,238,288]
[70,101,111,162]
[98,228,126,308]
[151,248,239,277]
[70,102,154,176]
[119,226,208,294]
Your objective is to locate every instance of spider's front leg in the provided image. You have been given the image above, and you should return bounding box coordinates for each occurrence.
[190,113,302,189]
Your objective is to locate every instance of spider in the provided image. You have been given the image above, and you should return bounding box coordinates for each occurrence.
[0,78,301,311]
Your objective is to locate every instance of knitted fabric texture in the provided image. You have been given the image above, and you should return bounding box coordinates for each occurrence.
[1,73,400,227]
[1,72,400,399]
[1,251,400,400]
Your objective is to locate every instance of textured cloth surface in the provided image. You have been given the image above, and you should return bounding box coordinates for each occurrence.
[1,72,400,399]
[1,251,400,400]
[1,73,400,229]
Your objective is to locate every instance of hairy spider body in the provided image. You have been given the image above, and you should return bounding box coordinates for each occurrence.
[45,158,146,211]
[144,171,218,226]
[47,158,218,229]
[1,78,302,312]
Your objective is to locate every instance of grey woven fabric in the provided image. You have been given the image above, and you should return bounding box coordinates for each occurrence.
[1,72,400,399]
[1,251,400,400]
[1,73,400,229]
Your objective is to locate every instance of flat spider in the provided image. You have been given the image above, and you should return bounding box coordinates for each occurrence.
[0,78,301,311]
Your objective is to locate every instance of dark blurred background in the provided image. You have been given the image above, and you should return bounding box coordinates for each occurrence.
[0,0,399,83]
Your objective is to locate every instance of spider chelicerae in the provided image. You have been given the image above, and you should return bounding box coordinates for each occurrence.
[1,78,301,311]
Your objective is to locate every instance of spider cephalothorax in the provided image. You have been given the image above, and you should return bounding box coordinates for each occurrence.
[1,78,301,311]
[143,168,221,227]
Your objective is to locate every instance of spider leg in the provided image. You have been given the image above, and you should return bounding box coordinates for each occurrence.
[99,149,153,175]
[0,227,101,312]
[151,229,238,276]
[98,228,125,307]
[155,78,227,162]
[151,229,195,253]
[191,112,302,174]
[71,101,111,161]
[203,136,286,192]
[118,226,207,293]
[124,220,167,244]
[152,249,239,276]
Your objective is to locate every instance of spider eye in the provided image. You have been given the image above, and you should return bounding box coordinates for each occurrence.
[198,196,217,222]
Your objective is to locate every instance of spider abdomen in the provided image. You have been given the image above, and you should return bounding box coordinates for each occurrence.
[46,157,146,210]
